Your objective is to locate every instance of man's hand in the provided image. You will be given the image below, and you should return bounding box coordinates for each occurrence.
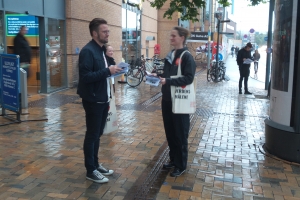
[109,65,122,75]
[243,58,246,61]
[159,77,166,85]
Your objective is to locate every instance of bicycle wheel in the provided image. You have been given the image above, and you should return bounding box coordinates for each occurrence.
[210,68,217,82]
[126,68,144,87]
[221,68,226,80]
[207,69,212,82]
[219,69,225,80]
[211,68,221,82]
[195,53,202,60]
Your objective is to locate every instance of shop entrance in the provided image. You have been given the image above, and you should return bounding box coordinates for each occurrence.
[6,13,40,95]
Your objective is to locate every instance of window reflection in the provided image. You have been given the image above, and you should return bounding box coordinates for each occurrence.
[122,5,141,62]
[46,18,66,92]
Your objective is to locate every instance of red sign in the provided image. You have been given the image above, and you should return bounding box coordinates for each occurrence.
[154,44,160,55]
[212,42,217,60]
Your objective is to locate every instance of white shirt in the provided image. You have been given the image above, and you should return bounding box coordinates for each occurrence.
[103,52,110,101]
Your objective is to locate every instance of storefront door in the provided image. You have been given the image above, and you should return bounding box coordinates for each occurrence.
[45,18,66,93]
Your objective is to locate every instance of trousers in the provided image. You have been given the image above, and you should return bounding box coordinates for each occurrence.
[82,99,109,174]
[161,99,189,170]
[239,66,250,92]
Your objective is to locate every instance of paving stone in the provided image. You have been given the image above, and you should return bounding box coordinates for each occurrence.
[1,60,300,200]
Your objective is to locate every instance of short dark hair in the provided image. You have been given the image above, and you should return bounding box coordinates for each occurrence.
[173,26,190,44]
[89,18,107,37]
[20,25,26,30]
[246,42,253,48]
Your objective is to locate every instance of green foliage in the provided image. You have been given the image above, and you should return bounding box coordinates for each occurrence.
[247,0,267,6]
[254,32,267,47]
[148,0,265,22]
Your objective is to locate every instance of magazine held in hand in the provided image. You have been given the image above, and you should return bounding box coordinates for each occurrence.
[109,62,129,78]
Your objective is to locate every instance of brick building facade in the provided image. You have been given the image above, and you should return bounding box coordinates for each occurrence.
[66,0,177,88]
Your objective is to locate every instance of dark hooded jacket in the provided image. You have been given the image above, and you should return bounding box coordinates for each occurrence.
[161,47,196,101]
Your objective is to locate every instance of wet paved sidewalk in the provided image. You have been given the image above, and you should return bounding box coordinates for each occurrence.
[1,58,300,200]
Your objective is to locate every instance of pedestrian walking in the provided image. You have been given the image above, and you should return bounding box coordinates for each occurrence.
[159,27,196,177]
[77,18,122,183]
[253,50,260,79]
[231,45,235,57]
[235,46,239,58]
[236,42,253,95]
[13,25,31,77]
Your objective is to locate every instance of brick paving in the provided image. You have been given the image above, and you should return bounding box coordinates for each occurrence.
[1,57,300,200]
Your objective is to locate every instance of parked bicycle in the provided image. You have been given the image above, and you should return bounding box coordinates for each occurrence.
[207,60,226,82]
[126,55,164,87]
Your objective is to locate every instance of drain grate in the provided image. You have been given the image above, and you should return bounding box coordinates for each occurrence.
[142,92,162,106]
[29,94,79,109]
[196,108,214,117]
[116,104,160,112]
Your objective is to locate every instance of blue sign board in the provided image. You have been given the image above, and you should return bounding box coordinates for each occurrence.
[0,54,20,112]
[6,14,39,36]
[213,53,224,61]
[264,37,268,41]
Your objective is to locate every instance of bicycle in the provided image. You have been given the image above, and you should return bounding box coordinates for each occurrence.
[187,42,208,62]
[207,60,226,82]
[126,55,164,87]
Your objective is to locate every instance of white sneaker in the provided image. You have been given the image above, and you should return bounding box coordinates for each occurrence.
[97,164,114,176]
[86,170,109,183]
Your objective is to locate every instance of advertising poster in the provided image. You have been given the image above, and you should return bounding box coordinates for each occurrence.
[0,54,20,112]
[270,0,298,126]
[272,0,293,92]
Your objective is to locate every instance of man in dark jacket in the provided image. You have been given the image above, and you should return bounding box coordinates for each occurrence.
[77,18,122,184]
[14,26,31,77]
[236,42,253,94]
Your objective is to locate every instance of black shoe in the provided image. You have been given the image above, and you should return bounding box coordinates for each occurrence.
[170,168,185,177]
[86,170,109,183]
[97,164,114,176]
[244,91,252,95]
[239,91,242,94]
[163,162,175,169]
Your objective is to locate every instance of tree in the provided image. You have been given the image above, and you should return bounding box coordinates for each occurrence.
[149,0,267,22]
[254,32,267,47]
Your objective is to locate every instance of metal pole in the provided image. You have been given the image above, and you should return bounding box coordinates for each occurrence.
[207,0,212,70]
[215,19,220,80]
[265,0,274,90]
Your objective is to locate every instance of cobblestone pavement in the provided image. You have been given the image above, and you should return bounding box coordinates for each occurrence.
[1,57,300,200]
